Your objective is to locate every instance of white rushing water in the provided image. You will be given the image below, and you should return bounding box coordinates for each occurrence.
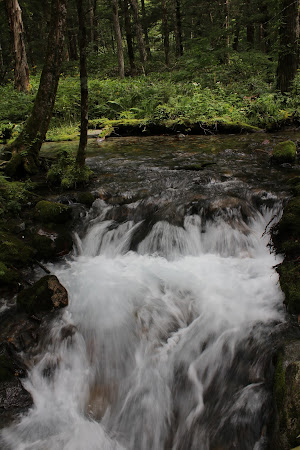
[1,206,285,450]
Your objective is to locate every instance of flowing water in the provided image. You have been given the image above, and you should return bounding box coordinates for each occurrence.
[2,133,296,450]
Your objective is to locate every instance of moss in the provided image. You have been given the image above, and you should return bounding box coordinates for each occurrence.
[0,261,19,285]
[17,275,68,314]
[0,231,35,267]
[272,140,297,164]
[274,352,287,415]
[34,200,71,224]
[77,191,95,207]
[31,234,56,260]
[275,197,300,245]
[88,118,262,137]
[277,262,300,313]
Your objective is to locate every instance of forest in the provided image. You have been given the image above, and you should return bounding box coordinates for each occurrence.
[0,0,300,177]
[0,1,300,450]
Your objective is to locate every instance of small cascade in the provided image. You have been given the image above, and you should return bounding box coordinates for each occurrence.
[1,194,285,450]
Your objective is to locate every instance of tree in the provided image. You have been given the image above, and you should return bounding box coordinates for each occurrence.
[112,0,125,79]
[123,0,136,76]
[172,0,183,57]
[161,0,169,67]
[2,0,68,177]
[76,0,88,167]
[140,0,151,59]
[129,0,147,73]
[277,0,300,93]
[5,0,29,92]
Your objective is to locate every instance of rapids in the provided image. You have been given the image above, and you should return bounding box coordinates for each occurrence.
[1,133,292,449]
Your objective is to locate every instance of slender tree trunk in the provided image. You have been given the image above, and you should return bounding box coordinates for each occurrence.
[161,0,169,67]
[277,0,300,93]
[123,0,136,76]
[76,0,88,167]
[112,0,125,78]
[224,0,230,63]
[129,0,147,73]
[67,21,78,60]
[232,23,240,51]
[5,0,29,92]
[140,0,151,59]
[2,0,68,177]
[173,0,183,57]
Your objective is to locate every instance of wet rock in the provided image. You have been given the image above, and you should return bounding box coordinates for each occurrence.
[0,262,20,286]
[34,200,72,224]
[271,341,300,449]
[0,379,33,428]
[17,275,68,315]
[31,227,73,260]
[0,231,35,268]
[271,141,297,164]
[76,191,95,207]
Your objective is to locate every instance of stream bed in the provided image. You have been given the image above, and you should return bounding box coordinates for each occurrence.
[2,132,299,449]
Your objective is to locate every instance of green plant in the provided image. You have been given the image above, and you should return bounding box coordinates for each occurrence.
[47,147,93,188]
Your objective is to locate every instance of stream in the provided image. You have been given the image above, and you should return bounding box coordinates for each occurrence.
[2,132,297,449]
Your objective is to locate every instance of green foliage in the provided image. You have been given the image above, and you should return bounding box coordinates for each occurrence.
[0,173,33,216]
[47,147,92,189]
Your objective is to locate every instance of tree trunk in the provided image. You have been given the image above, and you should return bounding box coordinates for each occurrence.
[2,0,68,177]
[129,0,147,73]
[140,0,151,59]
[173,0,183,57]
[232,23,240,51]
[5,0,29,92]
[76,0,88,167]
[224,0,230,63]
[277,0,300,93]
[123,0,136,76]
[67,22,78,60]
[112,0,125,78]
[161,0,169,67]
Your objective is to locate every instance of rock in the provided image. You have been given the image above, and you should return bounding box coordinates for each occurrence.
[0,262,20,286]
[17,275,68,315]
[76,191,95,207]
[34,200,72,224]
[272,141,297,164]
[271,342,300,449]
[31,227,73,260]
[0,231,35,268]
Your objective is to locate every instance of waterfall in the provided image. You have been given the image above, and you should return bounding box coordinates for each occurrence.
[1,202,285,450]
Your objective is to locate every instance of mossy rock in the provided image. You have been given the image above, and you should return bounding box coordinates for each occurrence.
[0,231,35,267]
[77,191,95,207]
[0,262,19,286]
[31,234,57,260]
[274,196,300,245]
[272,141,297,164]
[17,275,68,315]
[34,200,71,224]
[277,262,300,313]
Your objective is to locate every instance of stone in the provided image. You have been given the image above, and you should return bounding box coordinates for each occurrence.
[272,141,297,164]
[17,275,68,315]
[34,200,72,224]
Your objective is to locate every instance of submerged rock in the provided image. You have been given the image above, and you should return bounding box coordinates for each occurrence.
[272,141,297,164]
[17,275,68,315]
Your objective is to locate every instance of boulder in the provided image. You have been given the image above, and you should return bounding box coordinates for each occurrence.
[17,275,68,315]
[34,200,72,224]
[272,141,297,164]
